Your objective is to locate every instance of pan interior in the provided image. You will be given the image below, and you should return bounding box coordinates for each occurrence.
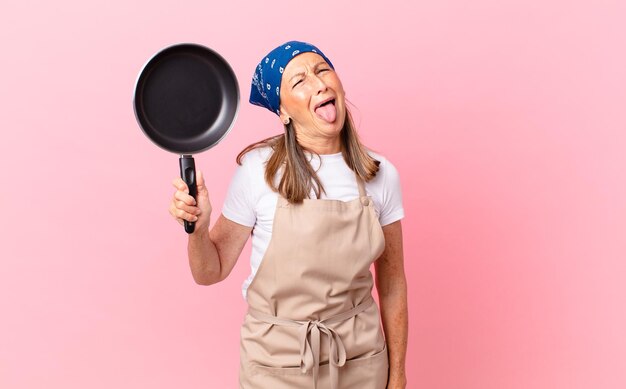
[143,54,222,139]
[134,45,239,154]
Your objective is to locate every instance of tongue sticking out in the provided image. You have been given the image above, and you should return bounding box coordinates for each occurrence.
[315,101,337,123]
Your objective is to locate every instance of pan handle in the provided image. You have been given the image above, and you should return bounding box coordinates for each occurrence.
[179,155,197,234]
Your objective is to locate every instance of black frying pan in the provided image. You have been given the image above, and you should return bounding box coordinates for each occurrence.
[133,43,239,233]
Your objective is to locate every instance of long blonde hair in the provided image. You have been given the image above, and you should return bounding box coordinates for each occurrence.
[236,107,379,203]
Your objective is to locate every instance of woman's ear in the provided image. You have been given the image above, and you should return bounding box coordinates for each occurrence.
[279,107,291,125]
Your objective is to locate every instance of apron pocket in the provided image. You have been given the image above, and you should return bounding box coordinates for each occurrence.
[243,362,319,389]
[338,343,389,388]
[248,363,308,377]
[344,342,388,368]
[243,344,388,389]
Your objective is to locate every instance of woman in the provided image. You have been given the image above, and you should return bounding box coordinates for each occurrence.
[169,41,408,389]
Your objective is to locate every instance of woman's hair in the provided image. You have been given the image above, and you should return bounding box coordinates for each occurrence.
[236,107,380,203]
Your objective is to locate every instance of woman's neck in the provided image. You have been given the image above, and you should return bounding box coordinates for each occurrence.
[295,131,342,155]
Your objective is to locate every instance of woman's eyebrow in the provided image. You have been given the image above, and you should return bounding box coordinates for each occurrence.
[288,62,329,83]
[289,72,305,83]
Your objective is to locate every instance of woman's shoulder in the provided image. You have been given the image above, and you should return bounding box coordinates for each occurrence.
[235,144,278,190]
[224,145,275,211]
[363,149,404,224]
[365,149,399,179]
[238,144,274,168]
[366,149,387,164]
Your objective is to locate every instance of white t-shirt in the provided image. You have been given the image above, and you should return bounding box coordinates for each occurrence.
[221,146,405,299]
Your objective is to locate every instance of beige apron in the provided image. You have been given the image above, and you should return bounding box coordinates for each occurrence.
[240,174,388,389]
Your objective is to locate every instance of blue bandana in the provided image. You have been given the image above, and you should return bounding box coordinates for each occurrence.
[249,41,334,116]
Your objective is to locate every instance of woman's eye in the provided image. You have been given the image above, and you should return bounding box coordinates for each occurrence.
[317,68,329,73]
[293,79,303,88]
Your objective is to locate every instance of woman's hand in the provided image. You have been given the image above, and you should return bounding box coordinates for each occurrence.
[169,170,212,232]
[387,374,407,389]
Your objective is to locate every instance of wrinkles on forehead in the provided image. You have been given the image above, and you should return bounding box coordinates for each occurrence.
[282,52,328,80]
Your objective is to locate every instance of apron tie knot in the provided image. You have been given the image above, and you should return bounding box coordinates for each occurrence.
[298,320,347,389]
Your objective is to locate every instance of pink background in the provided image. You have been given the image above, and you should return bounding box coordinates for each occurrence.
[1,1,625,388]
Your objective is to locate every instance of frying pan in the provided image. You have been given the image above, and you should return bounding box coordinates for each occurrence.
[133,43,239,233]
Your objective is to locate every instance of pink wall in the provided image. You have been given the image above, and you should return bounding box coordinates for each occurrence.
[1,1,624,388]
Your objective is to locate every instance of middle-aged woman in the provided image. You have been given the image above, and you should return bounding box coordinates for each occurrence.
[169,41,408,389]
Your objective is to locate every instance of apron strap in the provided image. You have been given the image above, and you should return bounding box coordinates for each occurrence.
[247,297,374,389]
[355,174,369,206]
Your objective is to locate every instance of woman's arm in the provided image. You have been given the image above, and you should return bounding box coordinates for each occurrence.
[170,171,252,285]
[375,220,408,389]
[188,214,252,285]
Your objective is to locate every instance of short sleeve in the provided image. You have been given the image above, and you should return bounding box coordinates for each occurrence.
[379,157,405,226]
[221,160,256,227]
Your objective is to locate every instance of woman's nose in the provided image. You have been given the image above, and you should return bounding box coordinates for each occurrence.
[312,74,328,94]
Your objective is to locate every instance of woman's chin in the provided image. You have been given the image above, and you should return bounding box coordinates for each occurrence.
[316,120,344,136]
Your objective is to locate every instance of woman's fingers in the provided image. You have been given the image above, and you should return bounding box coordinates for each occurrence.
[196,170,206,192]
[170,173,211,229]
[174,198,201,215]
[169,200,199,222]
[169,177,201,223]
[172,177,189,193]
[174,189,196,206]
[175,208,199,222]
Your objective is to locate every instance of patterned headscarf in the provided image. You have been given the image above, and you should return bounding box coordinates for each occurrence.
[249,40,334,116]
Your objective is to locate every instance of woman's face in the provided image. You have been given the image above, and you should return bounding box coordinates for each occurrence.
[279,52,346,141]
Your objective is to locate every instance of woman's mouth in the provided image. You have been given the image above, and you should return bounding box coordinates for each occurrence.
[314,98,337,123]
